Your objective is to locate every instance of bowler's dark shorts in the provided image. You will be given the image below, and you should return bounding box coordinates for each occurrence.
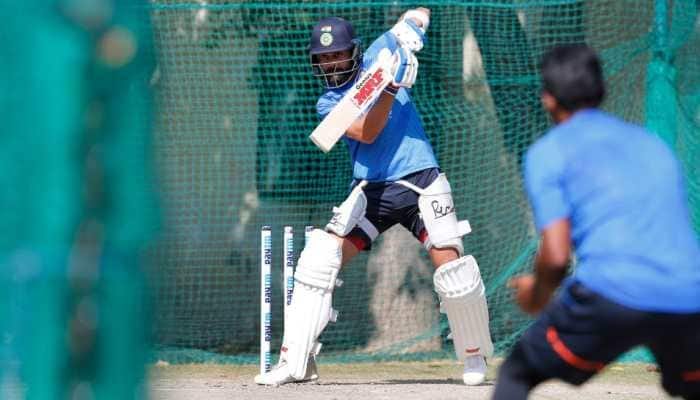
[344,167,440,251]
[510,280,700,398]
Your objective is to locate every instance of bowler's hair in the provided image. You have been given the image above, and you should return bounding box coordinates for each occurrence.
[540,44,606,111]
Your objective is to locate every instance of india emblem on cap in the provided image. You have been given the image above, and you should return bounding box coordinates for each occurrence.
[320,32,333,46]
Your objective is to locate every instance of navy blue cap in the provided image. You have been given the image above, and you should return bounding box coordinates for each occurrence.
[309,17,358,55]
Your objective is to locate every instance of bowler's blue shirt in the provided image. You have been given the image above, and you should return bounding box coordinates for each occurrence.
[524,109,700,313]
[316,32,438,181]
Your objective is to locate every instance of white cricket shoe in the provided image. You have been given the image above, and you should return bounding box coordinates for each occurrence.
[254,355,319,386]
[462,355,487,386]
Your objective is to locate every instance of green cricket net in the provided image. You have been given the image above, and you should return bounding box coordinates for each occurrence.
[6,4,698,390]
[1,2,158,398]
[148,0,700,364]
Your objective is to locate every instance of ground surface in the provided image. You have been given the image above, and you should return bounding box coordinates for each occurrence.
[149,359,675,399]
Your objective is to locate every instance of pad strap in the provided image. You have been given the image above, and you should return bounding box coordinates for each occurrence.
[357,218,379,241]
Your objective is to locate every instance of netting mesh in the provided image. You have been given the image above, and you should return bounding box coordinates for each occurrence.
[1,2,158,397]
[147,0,700,364]
[9,1,698,397]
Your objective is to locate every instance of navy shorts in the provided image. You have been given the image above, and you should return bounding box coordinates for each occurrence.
[511,281,700,398]
[342,168,440,251]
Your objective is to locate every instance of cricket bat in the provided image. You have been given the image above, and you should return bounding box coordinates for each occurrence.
[309,48,394,153]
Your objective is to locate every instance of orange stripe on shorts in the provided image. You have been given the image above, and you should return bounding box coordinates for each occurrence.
[682,370,700,382]
[419,229,428,243]
[546,326,606,372]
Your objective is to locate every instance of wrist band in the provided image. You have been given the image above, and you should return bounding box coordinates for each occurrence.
[384,86,399,96]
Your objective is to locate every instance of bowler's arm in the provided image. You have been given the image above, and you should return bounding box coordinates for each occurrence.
[508,219,571,315]
[534,219,571,297]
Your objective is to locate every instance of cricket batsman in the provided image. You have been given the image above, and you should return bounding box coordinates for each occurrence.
[255,7,493,386]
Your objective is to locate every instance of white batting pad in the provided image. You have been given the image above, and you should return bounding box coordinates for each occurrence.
[285,229,342,379]
[433,255,493,360]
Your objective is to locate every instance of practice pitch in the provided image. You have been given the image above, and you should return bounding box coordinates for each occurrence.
[150,359,672,400]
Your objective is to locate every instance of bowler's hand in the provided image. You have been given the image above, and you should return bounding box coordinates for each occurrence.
[508,274,549,315]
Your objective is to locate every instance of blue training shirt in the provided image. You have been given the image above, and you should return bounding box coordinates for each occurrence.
[316,32,438,182]
[524,109,700,313]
